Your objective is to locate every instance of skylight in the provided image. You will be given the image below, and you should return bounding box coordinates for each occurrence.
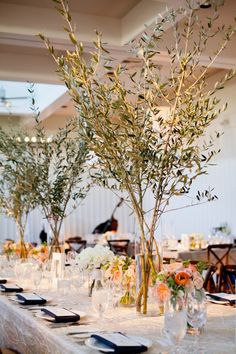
[0,81,67,116]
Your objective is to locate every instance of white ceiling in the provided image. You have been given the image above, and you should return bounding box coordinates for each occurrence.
[2,0,142,19]
[0,0,235,127]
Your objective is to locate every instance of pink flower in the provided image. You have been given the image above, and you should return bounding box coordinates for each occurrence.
[156,283,171,302]
[163,262,183,273]
[189,264,197,272]
[193,275,204,289]
[113,270,122,283]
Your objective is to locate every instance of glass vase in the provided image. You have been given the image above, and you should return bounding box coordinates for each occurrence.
[164,294,187,353]
[89,268,103,297]
[135,251,162,315]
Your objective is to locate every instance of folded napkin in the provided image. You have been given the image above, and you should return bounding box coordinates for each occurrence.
[16,293,47,305]
[0,284,23,292]
[41,307,80,323]
[0,279,7,284]
[206,292,236,305]
[91,333,148,353]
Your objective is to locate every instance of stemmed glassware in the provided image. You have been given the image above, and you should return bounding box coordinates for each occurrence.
[163,295,187,354]
[91,272,110,329]
[186,288,207,353]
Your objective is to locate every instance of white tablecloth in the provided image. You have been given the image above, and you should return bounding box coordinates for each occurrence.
[0,290,235,354]
[163,247,236,264]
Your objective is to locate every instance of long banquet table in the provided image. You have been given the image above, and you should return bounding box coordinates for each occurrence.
[163,246,236,264]
[0,285,235,354]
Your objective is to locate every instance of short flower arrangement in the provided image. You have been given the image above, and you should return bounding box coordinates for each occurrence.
[156,261,206,304]
[28,244,49,263]
[103,256,136,306]
[76,245,115,272]
[3,240,33,259]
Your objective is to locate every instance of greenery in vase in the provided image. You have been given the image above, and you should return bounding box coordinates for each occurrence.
[0,129,38,258]
[40,0,235,313]
[27,89,91,254]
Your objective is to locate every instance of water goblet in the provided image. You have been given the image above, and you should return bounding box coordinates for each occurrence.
[33,269,43,291]
[186,289,207,353]
[164,295,187,353]
[91,285,110,329]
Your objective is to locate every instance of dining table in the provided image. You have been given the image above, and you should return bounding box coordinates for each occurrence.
[0,278,235,354]
[163,245,236,264]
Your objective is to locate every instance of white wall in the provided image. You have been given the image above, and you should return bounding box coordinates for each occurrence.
[0,187,136,244]
[158,75,236,238]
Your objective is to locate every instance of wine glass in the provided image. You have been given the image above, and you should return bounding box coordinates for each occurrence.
[33,270,43,291]
[186,289,207,352]
[91,285,110,328]
[164,295,187,353]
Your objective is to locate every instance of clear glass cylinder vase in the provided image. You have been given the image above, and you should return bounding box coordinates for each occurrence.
[135,251,162,315]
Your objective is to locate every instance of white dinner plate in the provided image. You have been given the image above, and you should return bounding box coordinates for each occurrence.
[85,335,152,353]
[35,310,86,322]
[206,298,229,305]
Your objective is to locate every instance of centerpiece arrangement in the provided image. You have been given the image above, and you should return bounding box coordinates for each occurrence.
[0,130,38,259]
[40,0,235,313]
[103,255,136,306]
[156,261,206,307]
[76,245,114,296]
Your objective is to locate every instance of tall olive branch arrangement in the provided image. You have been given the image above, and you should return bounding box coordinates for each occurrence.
[0,129,38,257]
[40,0,236,313]
[27,85,91,252]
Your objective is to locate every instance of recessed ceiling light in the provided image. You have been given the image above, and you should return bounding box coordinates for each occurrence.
[200,2,212,8]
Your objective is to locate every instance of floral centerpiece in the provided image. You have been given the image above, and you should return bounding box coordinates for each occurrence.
[3,240,34,260]
[76,245,115,272]
[3,240,16,260]
[76,245,115,296]
[28,244,49,263]
[156,261,206,311]
[103,256,136,306]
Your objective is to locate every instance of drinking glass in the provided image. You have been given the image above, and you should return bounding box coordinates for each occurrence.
[33,270,43,291]
[164,295,187,353]
[91,285,110,328]
[187,289,207,352]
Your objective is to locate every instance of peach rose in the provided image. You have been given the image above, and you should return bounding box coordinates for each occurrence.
[156,283,171,302]
[175,271,190,286]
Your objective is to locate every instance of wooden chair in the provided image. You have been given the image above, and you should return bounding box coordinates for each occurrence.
[65,237,87,254]
[207,244,233,291]
[218,264,236,293]
[203,264,218,292]
[108,239,130,256]
[207,244,233,268]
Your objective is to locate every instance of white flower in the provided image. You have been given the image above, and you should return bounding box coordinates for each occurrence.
[76,245,115,271]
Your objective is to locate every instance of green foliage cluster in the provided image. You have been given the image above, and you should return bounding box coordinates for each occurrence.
[29,95,90,245]
[0,129,37,239]
[0,88,90,247]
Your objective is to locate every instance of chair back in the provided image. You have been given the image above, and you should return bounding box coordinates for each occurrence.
[66,238,87,253]
[203,264,218,292]
[107,239,130,256]
[207,243,233,268]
